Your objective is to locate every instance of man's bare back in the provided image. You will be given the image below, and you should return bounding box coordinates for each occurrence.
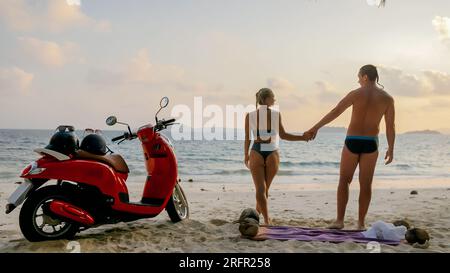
[347,86,394,136]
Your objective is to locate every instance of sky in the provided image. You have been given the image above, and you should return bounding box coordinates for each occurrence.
[0,0,449,133]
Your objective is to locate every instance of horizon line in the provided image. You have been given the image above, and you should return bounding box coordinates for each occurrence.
[0,127,447,135]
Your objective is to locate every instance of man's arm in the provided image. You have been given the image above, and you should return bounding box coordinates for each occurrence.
[308,91,355,138]
[384,97,396,164]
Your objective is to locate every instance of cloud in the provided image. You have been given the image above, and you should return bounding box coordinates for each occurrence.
[0,67,34,94]
[201,92,250,105]
[267,77,295,90]
[125,49,185,84]
[18,37,82,67]
[0,0,111,33]
[315,80,341,103]
[377,66,450,97]
[315,81,335,92]
[432,16,450,44]
[423,70,450,95]
[278,93,310,111]
[0,0,34,31]
[86,68,125,86]
[87,48,187,88]
[265,77,311,110]
[377,66,426,97]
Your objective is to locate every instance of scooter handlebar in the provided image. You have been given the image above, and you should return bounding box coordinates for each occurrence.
[111,132,128,142]
[161,118,176,125]
[112,118,176,140]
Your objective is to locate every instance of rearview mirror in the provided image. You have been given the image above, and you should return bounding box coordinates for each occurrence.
[106,116,117,126]
[160,97,169,108]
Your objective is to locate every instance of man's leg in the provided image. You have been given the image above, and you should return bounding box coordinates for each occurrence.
[357,151,378,230]
[329,145,359,229]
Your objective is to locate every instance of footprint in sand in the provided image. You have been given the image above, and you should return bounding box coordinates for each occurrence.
[209,219,228,226]
[197,236,207,242]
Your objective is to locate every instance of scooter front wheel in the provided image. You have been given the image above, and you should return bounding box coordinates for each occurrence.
[19,185,79,242]
[166,183,189,222]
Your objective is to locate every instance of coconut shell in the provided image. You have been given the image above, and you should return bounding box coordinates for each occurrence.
[415,228,430,244]
[393,220,411,230]
[413,241,430,249]
[238,208,260,223]
[239,218,260,237]
[405,228,430,244]
[405,229,416,244]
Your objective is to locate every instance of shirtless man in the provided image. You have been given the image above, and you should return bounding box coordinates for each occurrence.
[306,64,396,230]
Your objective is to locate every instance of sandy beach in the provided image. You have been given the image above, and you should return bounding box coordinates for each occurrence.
[0,178,449,253]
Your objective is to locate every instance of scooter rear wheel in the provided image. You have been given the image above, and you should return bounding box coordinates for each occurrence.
[166,183,189,222]
[19,185,79,242]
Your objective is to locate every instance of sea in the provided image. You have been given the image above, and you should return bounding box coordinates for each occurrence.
[1,128,449,185]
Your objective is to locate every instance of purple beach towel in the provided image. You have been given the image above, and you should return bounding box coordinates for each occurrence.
[250,225,401,245]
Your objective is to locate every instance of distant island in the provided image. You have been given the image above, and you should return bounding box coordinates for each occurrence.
[320,126,347,133]
[403,130,441,135]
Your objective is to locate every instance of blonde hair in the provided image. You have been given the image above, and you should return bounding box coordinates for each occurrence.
[255,88,274,109]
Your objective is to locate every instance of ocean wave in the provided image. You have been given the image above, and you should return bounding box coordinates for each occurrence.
[178,157,241,163]
[280,161,340,167]
[5,147,27,151]
[0,172,19,179]
[395,164,412,170]
[207,169,300,176]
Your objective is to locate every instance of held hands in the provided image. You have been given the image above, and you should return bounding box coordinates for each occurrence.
[303,126,319,141]
[302,131,314,142]
[385,149,394,165]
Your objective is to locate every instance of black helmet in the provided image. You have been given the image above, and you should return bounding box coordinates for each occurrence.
[80,133,107,155]
[45,126,79,156]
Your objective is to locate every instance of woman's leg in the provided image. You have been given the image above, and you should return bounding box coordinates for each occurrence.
[357,151,378,230]
[329,145,359,229]
[263,151,279,225]
[249,150,269,224]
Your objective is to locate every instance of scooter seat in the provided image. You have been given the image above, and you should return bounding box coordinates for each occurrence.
[75,150,130,173]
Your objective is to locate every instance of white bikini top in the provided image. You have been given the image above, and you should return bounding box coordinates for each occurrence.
[248,107,279,151]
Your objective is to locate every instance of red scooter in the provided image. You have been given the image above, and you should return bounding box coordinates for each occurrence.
[6,97,189,242]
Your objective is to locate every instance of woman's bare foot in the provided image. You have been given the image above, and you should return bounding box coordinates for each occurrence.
[327,220,344,229]
[264,217,273,226]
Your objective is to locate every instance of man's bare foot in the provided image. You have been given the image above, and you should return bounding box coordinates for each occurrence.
[327,221,344,229]
[264,218,273,226]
